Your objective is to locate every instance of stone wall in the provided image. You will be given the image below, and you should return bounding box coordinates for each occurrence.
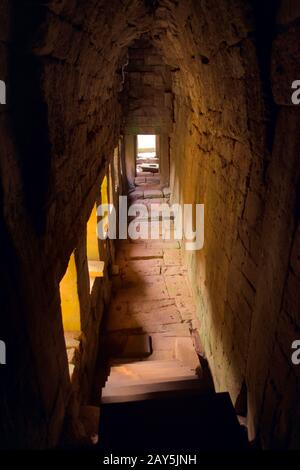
[246,3,300,447]
[122,37,173,135]
[155,0,265,419]
[151,0,300,448]
[0,0,148,448]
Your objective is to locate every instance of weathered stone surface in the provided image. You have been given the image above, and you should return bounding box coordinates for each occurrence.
[129,190,144,200]
[114,275,169,301]
[120,259,161,278]
[175,297,197,322]
[135,176,146,184]
[161,265,186,276]
[123,39,173,135]
[120,245,163,260]
[146,177,160,184]
[144,189,163,199]
[130,298,176,315]
[147,241,180,250]
[159,323,191,337]
[163,249,182,266]
[150,334,177,351]
[175,337,200,372]
[164,274,192,298]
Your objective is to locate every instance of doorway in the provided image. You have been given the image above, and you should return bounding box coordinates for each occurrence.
[136,134,159,175]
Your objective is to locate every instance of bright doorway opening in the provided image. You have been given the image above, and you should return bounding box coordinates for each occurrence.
[136,134,159,174]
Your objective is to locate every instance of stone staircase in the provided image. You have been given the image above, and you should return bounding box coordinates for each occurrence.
[99,338,247,451]
[129,172,171,200]
[97,175,248,451]
[101,353,204,404]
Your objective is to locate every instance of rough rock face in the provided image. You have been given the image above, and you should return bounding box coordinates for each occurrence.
[0,0,299,449]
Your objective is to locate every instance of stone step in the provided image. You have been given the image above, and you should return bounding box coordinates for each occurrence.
[136,171,153,177]
[134,176,146,184]
[146,241,180,249]
[146,177,160,184]
[106,373,199,388]
[135,183,162,190]
[128,212,175,222]
[107,363,196,380]
[101,378,207,404]
[120,245,163,260]
[119,259,162,277]
[108,362,196,383]
[129,190,144,200]
[135,176,161,185]
[109,359,186,370]
[143,189,163,198]
[135,198,166,205]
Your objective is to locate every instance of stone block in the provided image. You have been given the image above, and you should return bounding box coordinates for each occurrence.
[175,297,197,321]
[120,259,161,277]
[165,274,192,298]
[121,245,163,260]
[146,177,160,184]
[135,176,146,184]
[144,189,163,198]
[129,190,144,200]
[163,249,182,266]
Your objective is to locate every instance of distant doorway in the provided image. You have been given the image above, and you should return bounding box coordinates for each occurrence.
[136,135,159,175]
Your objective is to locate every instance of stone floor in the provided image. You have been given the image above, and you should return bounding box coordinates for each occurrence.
[101,176,202,401]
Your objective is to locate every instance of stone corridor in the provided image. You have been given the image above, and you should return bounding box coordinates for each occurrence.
[0,0,300,454]
[101,176,203,403]
[97,177,246,452]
